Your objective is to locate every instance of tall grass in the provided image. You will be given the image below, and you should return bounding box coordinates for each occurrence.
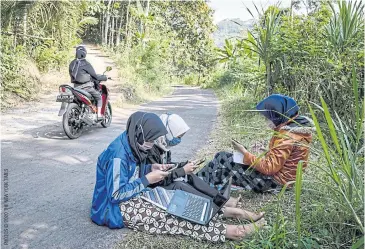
[288,67,363,248]
[307,67,364,247]
[211,66,363,249]
[295,161,304,243]
[326,0,364,52]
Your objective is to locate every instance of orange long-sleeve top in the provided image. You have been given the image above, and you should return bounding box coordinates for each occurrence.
[242,127,313,185]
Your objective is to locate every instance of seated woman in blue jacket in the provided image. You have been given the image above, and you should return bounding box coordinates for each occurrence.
[91,112,266,242]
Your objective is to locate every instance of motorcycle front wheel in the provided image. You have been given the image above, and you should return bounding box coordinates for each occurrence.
[101,102,112,128]
[63,103,83,139]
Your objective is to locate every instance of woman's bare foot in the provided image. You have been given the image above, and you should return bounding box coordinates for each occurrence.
[225,195,241,208]
[224,207,265,221]
[225,219,266,240]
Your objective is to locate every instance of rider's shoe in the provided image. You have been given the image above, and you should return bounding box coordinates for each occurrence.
[97,107,104,121]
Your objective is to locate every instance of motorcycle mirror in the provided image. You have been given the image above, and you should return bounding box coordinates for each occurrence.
[103,66,112,75]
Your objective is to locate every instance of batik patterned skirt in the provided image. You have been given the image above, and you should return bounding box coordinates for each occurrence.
[120,197,226,242]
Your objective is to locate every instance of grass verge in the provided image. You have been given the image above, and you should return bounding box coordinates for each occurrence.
[116,82,363,249]
[116,85,274,249]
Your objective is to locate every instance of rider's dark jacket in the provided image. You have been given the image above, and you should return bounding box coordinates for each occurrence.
[69,59,104,84]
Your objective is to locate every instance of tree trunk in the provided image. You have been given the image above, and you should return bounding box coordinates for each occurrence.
[116,16,123,46]
[109,16,115,47]
[104,0,113,46]
[142,0,150,49]
[125,0,131,33]
[13,16,21,48]
[113,16,116,46]
[101,12,104,43]
[125,19,133,52]
[125,0,131,48]
[99,14,103,36]
[146,0,150,15]
[22,5,28,46]
[138,0,143,35]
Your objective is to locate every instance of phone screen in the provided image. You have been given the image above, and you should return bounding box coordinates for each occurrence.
[194,158,206,166]
[232,138,243,146]
[166,165,178,173]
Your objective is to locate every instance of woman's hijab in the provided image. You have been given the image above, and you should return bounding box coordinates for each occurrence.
[256,94,302,127]
[126,112,168,163]
[156,113,190,151]
[155,136,169,152]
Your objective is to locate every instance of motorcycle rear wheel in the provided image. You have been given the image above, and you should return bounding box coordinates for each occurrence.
[101,102,112,128]
[63,103,83,139]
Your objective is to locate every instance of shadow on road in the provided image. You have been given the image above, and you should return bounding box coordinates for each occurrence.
[22,120,125,140]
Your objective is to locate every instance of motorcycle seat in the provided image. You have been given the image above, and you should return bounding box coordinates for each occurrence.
[73,88,92,99]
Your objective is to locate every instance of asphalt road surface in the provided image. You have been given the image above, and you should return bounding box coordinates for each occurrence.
[1,64,219,249]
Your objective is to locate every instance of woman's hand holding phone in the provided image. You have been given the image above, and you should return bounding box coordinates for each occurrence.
[146,170,169,184]
[183,157,205,174]
[152,163,175,172]
[165,164,178,173]
[232,139,248,154]
[183,162,199,174]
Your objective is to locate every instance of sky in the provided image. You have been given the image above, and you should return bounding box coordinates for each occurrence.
[208,0,292,23]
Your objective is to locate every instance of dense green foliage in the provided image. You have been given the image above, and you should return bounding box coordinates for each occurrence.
[1,0,216,105]
[88,0,217,98]
[1,0,94,106]
[1,37,40,102]
[211,0,364,125]
[1,1,95,71]
[211,70,364,249]
[208,1,364,248]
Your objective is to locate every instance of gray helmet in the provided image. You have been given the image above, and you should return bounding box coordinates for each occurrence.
[76,46,87,59]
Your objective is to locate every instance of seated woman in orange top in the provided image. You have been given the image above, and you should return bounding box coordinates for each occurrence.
[197,94,314,193]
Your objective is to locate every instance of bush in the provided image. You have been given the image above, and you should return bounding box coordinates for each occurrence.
[107,40,177,103]
[0,37,41,108]
[207,58,266,98]
[183,74,199,85]
[210,68,364,249]
[33,41,76,72]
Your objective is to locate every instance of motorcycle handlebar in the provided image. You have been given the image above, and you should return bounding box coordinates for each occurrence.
[97,75,108,81]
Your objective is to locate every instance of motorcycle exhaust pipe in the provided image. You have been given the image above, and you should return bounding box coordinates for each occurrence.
[82,115,94,126]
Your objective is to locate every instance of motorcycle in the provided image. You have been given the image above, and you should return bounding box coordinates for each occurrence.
[56,66,113,139]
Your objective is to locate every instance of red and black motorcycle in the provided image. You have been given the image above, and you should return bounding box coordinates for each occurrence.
[56,67,113,139]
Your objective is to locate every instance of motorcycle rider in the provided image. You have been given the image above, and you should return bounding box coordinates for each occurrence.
[69,45,106,120]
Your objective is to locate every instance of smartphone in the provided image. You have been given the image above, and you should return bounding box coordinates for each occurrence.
[165,165,178,173]
[232,138,244,146]
[193,157,206,166]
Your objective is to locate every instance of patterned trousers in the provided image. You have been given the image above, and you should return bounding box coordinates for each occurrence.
[196,152,280,193]
[121,197,226,242]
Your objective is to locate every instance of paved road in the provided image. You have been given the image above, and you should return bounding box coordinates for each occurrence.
[1,79,218,248]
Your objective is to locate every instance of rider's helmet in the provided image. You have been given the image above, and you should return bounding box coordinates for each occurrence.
[76,46,87,59]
